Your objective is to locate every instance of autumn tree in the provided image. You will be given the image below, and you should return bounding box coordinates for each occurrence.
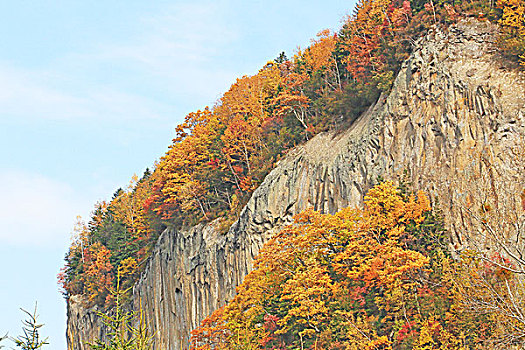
[191,183,475,349]
[217,63,282,193]
[111,171,159,264]
[339,0,417,90]
[300,30,339,81]
[273,65,312,135]
[151,107,226,224]
[150,64,286,226]
[497,0,525,64]
[61,0,524,310]
[189,307,228,350]
[83,242,114,305]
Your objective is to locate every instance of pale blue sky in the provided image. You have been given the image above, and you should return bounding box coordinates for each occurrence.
[0,1,353,348]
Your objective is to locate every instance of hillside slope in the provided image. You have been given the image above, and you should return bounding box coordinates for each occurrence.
[66,19,525,350]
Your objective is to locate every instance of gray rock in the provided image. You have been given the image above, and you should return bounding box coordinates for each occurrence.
[66,19,525,350]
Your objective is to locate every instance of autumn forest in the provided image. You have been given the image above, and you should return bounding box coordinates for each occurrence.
[57,0,525,348]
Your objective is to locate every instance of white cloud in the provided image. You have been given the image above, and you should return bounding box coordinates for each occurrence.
[0,65,90,120]
[0,63,174,123]
[0,171,88,247]
[0,2,241,125]
[107,2,238,67]
[69,2,240,102]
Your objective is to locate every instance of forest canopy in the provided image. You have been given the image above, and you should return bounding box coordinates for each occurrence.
[59,0,525,308]
[190,182,525,349]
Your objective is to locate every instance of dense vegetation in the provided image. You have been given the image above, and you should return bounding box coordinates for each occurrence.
[59,0,525,308]
[189,182,452,349]
[189,182,525,349]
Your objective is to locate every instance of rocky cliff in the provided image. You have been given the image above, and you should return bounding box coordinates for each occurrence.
[67,19,525,350]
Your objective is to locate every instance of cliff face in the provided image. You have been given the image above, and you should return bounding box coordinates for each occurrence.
[67,19,525,349]
[66,295,107,349]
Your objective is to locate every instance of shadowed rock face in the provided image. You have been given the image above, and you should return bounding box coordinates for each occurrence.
[67,19,525,350]
[66,295,106,349]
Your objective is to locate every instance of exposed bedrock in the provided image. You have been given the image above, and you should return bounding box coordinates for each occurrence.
[67,19,525,350]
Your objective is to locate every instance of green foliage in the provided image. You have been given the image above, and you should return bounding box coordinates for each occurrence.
[11,304,48,350]
[89,274,153,350]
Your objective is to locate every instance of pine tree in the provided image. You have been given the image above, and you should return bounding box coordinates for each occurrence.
[12,304,48,350]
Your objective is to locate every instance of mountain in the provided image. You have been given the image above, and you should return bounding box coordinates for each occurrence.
[65,18,525,349]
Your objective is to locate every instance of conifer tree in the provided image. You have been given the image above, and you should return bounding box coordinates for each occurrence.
[12,304,48,350]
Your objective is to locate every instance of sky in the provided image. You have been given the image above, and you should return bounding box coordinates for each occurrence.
[0,1,354,348]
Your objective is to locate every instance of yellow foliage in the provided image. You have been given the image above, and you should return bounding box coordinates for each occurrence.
[84,242,114,305]
[414,317,465,350]
[118,257,138,277]
[499,0,525,33]
[192,182,457,349]
[498,0,525,65]
[299,29,337,73]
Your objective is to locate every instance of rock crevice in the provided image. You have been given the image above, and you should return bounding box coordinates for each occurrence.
[67,19,525,350]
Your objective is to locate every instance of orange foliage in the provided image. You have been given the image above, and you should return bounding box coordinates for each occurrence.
[84,242,114,305]
[190,183,468,349]
[498,0,525,32]
[340,0,414,85]
[341,0,392,80]
[64,0,520,312]
[300,29,337,74]
[112,174,153,240]
[190,307,228,350]
[273,66,311,131]
[150,63,285,224]
[153,108,221,221]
